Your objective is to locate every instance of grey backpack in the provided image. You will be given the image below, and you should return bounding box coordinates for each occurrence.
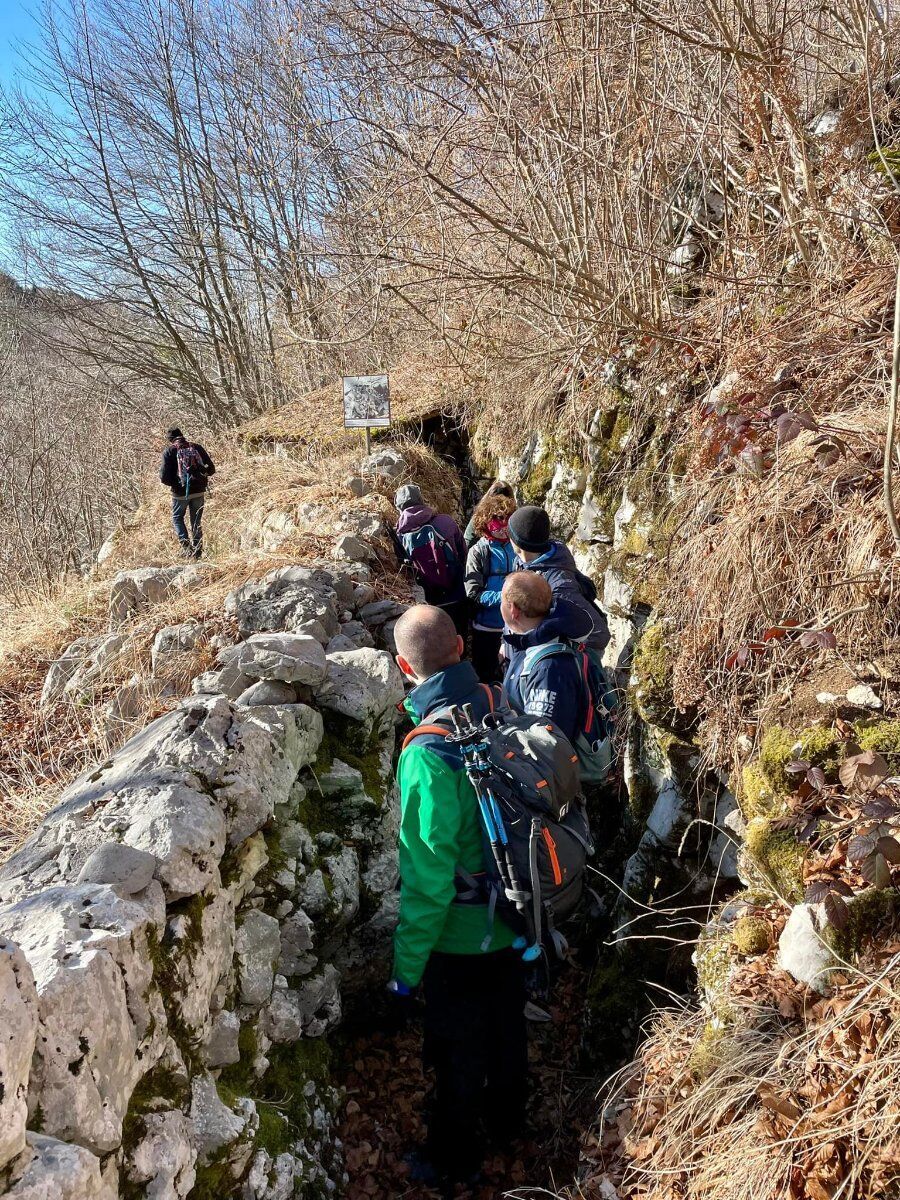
[405,703,594,960]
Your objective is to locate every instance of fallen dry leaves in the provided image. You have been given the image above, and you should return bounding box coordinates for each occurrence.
[335,963,595,1199]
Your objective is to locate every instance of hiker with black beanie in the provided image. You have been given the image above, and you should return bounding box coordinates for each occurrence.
[160,427,215,559]
[507,505,610,658]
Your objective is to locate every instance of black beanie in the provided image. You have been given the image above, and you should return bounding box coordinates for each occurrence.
[167,426,183,441]
[508,506,551,553]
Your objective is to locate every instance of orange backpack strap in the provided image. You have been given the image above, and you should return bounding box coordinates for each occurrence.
[480,682,495,712]
[402,722,453,751]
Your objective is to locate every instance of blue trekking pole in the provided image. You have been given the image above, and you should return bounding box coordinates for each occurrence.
[452,705,541,961]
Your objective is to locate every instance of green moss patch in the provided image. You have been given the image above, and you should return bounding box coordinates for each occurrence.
[828,889,900,962]
[744,818,806,903]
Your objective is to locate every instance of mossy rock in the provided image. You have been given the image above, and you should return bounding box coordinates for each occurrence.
[632,621,677,729]
[743,818,806,903]
[731,914,771,957]
[827,888,900,962]
[856,720,900,772]
[688,1021,731,1080]
[695,926,736,1021]
[741,723,842,818]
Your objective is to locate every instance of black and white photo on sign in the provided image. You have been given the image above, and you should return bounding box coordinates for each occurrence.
[342,374,391,427]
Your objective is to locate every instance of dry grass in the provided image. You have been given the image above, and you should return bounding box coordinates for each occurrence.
[238,350,483,450]
[0,429,459,859]
[647,270,900,770]
[581,932,900,1200]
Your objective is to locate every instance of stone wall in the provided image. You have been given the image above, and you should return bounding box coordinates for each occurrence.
[0,547,409,1199]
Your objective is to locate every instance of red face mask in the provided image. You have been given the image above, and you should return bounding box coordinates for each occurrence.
[487,518,510,540]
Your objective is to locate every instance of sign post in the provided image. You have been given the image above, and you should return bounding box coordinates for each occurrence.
[343,374,391,467]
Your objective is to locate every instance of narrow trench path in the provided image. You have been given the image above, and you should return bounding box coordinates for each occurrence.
[331,436,639,1198]
[335,946,597,1199]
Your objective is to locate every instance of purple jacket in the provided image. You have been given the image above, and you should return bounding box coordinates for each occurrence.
[392,505,467,605]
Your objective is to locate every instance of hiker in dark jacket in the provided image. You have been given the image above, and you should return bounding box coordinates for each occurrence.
[463,479,516,548]
[392,484,468,635]
[507,505,610,658]
[464,492,517,683]
[501,572,593,744]
[160,427,215,558]
[390,605,527,1189]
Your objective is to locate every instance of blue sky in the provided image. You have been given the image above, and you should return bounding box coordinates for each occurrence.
[0,0,39,92]
[0,0,42,267]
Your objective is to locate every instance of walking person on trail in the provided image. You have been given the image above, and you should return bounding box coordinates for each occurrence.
[507,505,610,659]
[464,478,515,548]
[389,604,528,1191]
[464,491,517,683]
[160,427,215,559]
[391,484,468,636]
[502,571,616,784]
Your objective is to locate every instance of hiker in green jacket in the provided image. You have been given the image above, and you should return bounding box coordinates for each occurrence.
[389,604,528,1191]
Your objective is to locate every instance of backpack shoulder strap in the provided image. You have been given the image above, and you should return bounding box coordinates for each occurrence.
[401,684,500,749]
[521,640,576,675]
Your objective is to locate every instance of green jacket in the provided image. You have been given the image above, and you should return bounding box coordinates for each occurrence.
[392,661,517,986]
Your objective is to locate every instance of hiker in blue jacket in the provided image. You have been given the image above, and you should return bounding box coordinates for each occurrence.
[507,506,610,659]
[464,491,517,683]
[159,427,215,558]
[500,571,593,745]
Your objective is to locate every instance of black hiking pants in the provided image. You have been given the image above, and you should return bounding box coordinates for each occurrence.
[422,947,528,1180]
[471,628,503,684]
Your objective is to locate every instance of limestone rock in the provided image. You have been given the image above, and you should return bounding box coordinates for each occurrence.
[0,884,166,1154]
[215,704,323,847]
[358,598,406,627]
[324,634,357,653]
[126,1110,197,1199]
[40,632,128,709]
[151,623,203,674]
[338,619,375,648]
[346,475,371,498]
[203,1009,241,1069]
[315,647,404,728]
[109,567,185,628]
[191,661,255,700]
[0,698,297,903]
[242,1149,298,1200]
[294,618,330,645]
[230,633,328,686]
[165,885,235,1042]
[777,903,837,992]
[75,843,157,895]
[102,674,147,744]
[189,1073,258,1176]
[235,910,281,1007]
[0,939,38,1171]
[333,533,375,562]
[846,683,882,709]
[224,566,341,639]
[235,679,298,707]
[279,908,316,978]
[361,447,406,479]
[4,1134,109,1200]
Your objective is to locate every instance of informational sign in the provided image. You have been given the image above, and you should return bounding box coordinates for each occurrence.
[342,374,391,428]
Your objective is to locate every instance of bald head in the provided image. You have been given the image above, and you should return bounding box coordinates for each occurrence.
[394,604,463,682]
[501,571,552,632]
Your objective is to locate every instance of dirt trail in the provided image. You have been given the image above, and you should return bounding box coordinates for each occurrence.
[336,949,598,1200]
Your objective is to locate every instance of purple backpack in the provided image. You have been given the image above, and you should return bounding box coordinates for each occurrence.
[175,440,207,494]
[399,523,458,589]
